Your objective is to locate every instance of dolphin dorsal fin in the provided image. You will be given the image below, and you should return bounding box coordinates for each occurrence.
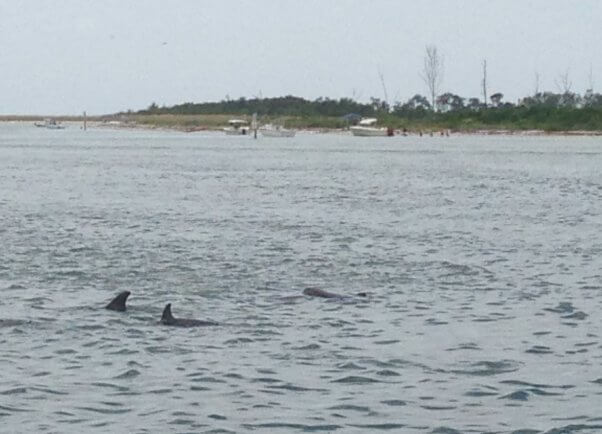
[161,303,174,322]
[106,291,130,312]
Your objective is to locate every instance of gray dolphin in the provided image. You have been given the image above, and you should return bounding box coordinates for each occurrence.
[303,287,367,299]
[160,303,218,327]
[105,291,131,312]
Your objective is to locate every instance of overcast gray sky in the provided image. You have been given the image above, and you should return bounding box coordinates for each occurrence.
[1,0,601,115]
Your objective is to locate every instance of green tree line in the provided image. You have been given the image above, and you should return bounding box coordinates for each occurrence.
[136,90,602,131]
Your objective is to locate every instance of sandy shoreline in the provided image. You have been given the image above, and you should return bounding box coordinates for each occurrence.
[2,119,602,137]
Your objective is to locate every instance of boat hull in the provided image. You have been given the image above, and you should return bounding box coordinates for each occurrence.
[34,120,66,129]
[223,127,250,135]
[350,126,392,137]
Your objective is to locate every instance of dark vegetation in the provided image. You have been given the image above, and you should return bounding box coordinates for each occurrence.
[132,90,602,131]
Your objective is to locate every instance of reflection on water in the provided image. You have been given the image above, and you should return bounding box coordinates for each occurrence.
[1,123,601,432]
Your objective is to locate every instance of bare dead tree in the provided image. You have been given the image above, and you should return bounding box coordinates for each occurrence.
[482,59,487,106]
[534,71,540,95]
[555,69,572,94]
[377,67,389,108]
[351,88,363,101]
[420,45,444,109]
[587,63,594,92]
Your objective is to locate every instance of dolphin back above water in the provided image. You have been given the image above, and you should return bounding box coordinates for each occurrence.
[303,287,368,299]
[160,303,218,327]
[105,291,131,311]
[303,287,342,298]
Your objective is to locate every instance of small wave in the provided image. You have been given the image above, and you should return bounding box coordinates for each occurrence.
[167,418,195,426]
[509,429,540,434]
[500,380,574,390]
[0,387,27,395]
[374,339,401,345]
[55,348,77,355]
[30,386,68,395]
[172,411,196,417]
[421,405,457,410]
[574,341,597,348]
[544,302,575,314]
[446,342,480,351]
[451,360,520,376]
[243,422,342,431]
[501,387,563,402]
[216,374,241,383]
[89,382,130,392]
[376,369,400,377]
[79,324,106,331]
[580,285,602,290]
[251,377,280,384]
[0,319,27,328]
[337,362,366,370]
[69,246,94,252]
[108,348,139,356]
[224,337,254,344]
[0,404,32,413]
[146,346,172,354]
[501,390,530,401]
[381,399,406,406]
[431,428,463,434]
[464,388,499,397]
[190,386,210,391]
[528,388,562,396]
[149,388,171,394]
[113,369,140,379]
[268,383,327,392]
[545,424,602,433]
[348,423,405,430]
[525,346,554,354]
[562,311,588,320]
[55,270,86,277]
[328,404,371,412]
[293,343,321,350]
[332,376,380,384]
[472,316,503,323]
[56,417,88,425]
[190,376,226,384]
[435,260,493,278]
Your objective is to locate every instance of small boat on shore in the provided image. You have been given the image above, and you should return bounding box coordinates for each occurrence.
[260,124,296,137]
[223,119,250,135]
[34,119,66,129]
[350,118,393,137]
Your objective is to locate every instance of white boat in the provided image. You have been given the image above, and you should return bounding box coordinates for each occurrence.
[350,118,392,137]
[223,119,250,135]
[259,124,296,137]
[34,119,66,129]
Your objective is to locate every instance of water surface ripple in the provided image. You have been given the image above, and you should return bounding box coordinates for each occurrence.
[1,124,601,433]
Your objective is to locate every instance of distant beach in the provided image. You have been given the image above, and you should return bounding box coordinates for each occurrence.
[3,115,602,137]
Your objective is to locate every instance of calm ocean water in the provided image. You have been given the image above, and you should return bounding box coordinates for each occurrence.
[1,122,601,433]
